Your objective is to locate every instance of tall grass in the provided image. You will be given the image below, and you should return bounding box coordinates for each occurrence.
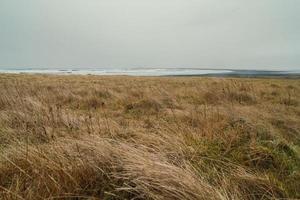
[0,74,299,199]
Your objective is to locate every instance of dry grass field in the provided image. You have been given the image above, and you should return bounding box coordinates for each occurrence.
[0,74,299,200]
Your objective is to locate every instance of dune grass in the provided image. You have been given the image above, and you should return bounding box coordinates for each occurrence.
[0,74,299,199]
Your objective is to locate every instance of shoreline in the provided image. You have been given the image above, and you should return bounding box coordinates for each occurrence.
[0,68,299,77]
[0,72,299,79]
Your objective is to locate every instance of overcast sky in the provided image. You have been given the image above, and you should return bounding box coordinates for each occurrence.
[0,0,299,70]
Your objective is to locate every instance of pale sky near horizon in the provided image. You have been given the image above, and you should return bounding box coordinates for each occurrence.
[0,0,299,70]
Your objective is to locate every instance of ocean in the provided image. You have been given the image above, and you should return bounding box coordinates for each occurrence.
[0,68,299,76]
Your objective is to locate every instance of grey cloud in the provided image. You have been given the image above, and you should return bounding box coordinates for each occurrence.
[0,0,299,70]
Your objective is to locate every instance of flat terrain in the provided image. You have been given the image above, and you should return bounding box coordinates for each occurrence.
[0,74,299,199]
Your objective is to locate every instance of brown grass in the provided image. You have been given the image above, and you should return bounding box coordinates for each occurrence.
[0,74,299,199]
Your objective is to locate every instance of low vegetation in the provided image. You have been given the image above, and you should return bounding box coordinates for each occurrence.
[0,74,299,199]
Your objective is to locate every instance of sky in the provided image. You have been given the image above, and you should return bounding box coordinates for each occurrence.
[0,0,299,70]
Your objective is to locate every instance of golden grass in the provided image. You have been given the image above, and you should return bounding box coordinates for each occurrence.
[0,74,299,199]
